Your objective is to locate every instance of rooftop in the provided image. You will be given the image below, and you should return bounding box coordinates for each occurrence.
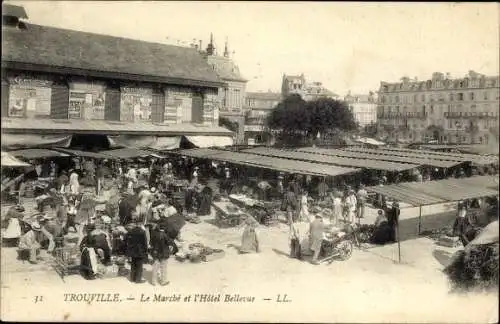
[2,22,224,88]
[245,92,282,101]
[205,55,246,82]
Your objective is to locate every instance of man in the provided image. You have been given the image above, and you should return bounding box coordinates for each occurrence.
[56,170,69,193]
[387,201,400,243]
[150,223,178,286]
[125,220,149,284]
[345,189,357,224]
[284,185,298,225]
[309,215,325,265]
[79,223,112,266]
[119,191,140,226]
[18,221,54,264]
[356,184,368,221]
[317,177,329,201]
[95,161,106,196]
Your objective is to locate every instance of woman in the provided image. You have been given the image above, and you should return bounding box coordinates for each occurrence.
[197,186,212,216]
[370,210,392,245]
[331,190,343,226]
[69,171,80,195]
[453,203,478,247]
[299,191,310,222]
[240,216,260,254]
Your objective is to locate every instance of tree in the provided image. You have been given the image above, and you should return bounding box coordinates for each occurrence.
[219,117,239,133]
[266,95,357,145]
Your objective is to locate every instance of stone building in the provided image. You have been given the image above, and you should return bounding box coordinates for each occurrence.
[200,34,247,143]
[1,4,234,150]
[343,91,378,128]
[281,74,338,101]
[243,91,281,145]
[377,71,500,144]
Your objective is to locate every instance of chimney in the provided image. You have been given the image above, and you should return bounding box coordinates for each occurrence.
[2,4,29,28]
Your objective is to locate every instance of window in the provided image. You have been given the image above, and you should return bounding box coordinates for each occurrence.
[457,93,463,101]
[484,91,488,100]
[470,92,474,101]
[421,94,425,102]
[414,94,418,103]
[430,105,434,114]
[449,93,454,101]
[396,106,400,113]
[395,96,399,103]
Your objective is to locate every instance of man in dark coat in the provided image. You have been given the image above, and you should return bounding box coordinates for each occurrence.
[124,221,149,283]
[119,193,140,225]
[150,224,178,286]
[386,201,400,243]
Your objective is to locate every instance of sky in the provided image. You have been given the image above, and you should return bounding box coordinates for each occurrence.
[6,1,500,96]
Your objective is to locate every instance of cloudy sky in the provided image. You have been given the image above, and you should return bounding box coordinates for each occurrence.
[7,1,500,95]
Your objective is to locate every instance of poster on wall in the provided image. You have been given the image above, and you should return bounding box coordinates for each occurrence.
[164,87,192,123]
[120,85,153,122]
[8,74,53,118]
[68,80,106,119]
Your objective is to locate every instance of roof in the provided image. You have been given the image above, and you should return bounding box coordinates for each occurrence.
[242,147,418,172]
[2,4,28,19]
[351,146,498,165]
[299,147,460,169]
[366,175,499,206]
[1,151,31,167]
[419,144,499,156]
[9,148,70,159]
[205,55,246,82]
[2,23,224,88]
[100,148,152,159]
[1,118,234,136]
[178,148,359,177]
[245,92,282,101]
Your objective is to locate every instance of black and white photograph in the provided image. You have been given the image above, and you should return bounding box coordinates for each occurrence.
[1,1,499,322]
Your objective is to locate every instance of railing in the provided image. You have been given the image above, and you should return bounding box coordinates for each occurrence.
[444,111,499,118]
[377,112,428,119]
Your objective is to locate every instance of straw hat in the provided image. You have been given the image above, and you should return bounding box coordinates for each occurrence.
[31,221,41,231]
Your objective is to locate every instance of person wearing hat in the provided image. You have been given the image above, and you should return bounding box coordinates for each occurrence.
[356,184,368,221]
[150,223,178,286]
[369,209,392,245]
[309,215,325,265]
[124,220,149,283]
[56,170,69,194]
[344,189,357,224]
[239,216,260,254]
[386,201,400,243]
[17,221,53,264]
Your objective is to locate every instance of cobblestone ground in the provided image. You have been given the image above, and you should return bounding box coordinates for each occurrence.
[1,200,498,322]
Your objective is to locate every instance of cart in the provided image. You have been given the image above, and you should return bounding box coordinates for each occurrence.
[52,244,81,281]
[317,229,354,264]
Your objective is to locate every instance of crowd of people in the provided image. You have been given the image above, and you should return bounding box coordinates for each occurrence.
[1,150,499,281]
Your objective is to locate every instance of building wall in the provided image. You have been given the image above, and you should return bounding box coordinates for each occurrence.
[1,69,220,126]
[377,72,500,144]
[348,102,377,127]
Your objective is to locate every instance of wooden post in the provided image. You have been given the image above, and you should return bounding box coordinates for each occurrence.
[418,205,423,235]
[397,220,401,263]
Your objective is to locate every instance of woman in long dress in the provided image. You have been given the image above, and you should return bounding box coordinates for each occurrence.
[240,216,260,254]
[69,171,80,195]
[331,191,343,226]
[299,191,311,222]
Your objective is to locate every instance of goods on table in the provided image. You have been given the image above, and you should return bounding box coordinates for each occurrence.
[176,242,225,263]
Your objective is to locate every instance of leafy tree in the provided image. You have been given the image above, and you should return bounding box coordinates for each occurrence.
[219,117,239,133]
[266,95,357,145]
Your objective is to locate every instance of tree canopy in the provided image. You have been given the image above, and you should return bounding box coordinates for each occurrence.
[266,95,358,144]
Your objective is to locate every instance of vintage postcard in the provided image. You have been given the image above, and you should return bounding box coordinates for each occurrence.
[1,1,499,322]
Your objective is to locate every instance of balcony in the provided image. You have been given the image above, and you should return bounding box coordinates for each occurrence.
[444,111,499,119]
[377,112,428,119]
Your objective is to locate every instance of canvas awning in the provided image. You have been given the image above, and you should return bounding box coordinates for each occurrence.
[1,133,72,150]
[299,147,460,168]
[99,148,153,159]
[107,135,181,150]
[178,148,358,177]
[1,151,32,167]
[184,136,234,148]
[242,147,418,172]
[354,137,386,146]
[53,148,114,160]
[366,175,499,206]
[9,148,70,159]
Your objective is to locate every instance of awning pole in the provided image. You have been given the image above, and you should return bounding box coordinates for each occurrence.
[397,218,401,264]
[418,205,423,235]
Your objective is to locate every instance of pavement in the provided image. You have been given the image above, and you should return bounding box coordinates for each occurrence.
[1,203,498,323]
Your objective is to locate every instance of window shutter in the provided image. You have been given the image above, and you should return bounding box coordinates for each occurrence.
[105,84,121,121]
[1,80,9,118]
[50,82,69,119]
[151,87,165,123]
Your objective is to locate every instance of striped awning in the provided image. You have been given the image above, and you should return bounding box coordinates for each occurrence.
[242,147,418,172]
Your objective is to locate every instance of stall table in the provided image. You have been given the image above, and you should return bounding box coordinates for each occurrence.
[211,201,247,227]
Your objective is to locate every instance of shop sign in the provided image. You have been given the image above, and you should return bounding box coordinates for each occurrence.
[68,81,106,120]
[120,85,153,121]
[8,79,52,118]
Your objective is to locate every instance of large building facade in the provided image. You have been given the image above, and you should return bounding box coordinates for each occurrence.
[343,91,378,128]
[377,71,500,144]
[281,74,338,101]
[200,34,247,143]
[243,91,281,144]
[1,5,233,150]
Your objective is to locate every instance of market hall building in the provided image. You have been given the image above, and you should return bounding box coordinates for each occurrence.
[1,5,234,152]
